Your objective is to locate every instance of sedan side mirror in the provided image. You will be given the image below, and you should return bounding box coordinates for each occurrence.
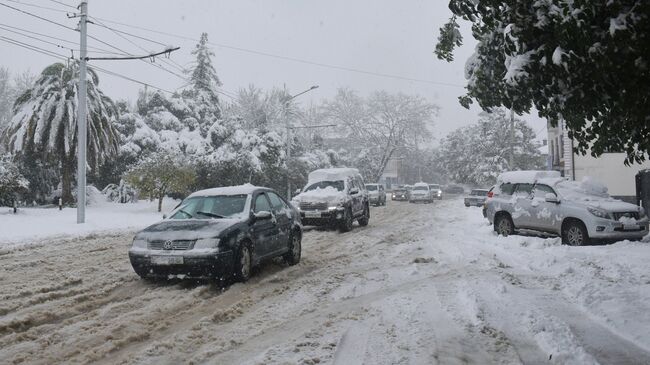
[545,193,560,204]
[162,214,167,219]
[253,210,273,220]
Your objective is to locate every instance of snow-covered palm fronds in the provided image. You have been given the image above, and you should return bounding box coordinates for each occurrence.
[4,62,119,168]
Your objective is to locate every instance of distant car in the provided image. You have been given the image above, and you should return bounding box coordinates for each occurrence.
[129,185,302,282]
[366,183,387,206]
[391,188,409,201]
[464,189,489,207]
[445,185,465,194]
[428,184,443,200]
[485,171,649,246]
[292,168,370,232]
[409,182,433,203]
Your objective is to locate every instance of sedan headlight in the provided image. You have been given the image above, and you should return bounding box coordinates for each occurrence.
[194,238,220,249]
[587,207,612,220]
[132,237,147,248]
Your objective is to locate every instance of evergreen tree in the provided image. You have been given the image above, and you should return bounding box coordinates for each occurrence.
[2,62,119,204]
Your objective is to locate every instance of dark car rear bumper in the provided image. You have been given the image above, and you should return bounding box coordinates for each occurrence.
[129,250,235,279]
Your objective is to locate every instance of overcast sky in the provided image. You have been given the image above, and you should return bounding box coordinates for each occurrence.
[0,0,546,141]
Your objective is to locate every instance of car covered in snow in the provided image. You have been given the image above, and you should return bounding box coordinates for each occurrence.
[428,184,443,200]
[485,171,649,246]
[409,182,433,203]
[391,188,409,201]
[129,184,302,282]
[292,168,370,232]
[464,188,489,207]
[365,183,386,206]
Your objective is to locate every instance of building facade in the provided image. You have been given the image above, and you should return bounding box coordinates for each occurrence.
[547,120,650,202]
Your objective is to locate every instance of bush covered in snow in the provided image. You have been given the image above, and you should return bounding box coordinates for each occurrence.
[102,179,138,203]
[0,154,28,206]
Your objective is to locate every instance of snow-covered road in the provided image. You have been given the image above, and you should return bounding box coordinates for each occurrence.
[2,198,650,364]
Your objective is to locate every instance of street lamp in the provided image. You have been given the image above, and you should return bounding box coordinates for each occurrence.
[285,85,319,199]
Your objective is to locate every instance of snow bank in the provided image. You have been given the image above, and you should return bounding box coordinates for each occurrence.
[0,198,179,248]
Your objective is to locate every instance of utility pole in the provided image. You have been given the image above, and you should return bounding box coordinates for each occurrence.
[77,0,88,223]
[284,85,319,199]
[509,108,515,170]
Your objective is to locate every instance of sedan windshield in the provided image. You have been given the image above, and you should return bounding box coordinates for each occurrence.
[170,195,247,220]
[366,185,378,191]
[414,186,428,191]
[305,180,344,192]
[429,185,440,190]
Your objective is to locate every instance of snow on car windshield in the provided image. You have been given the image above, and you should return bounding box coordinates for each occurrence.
[413,186,429,191]
[170,195,247,219]
[555,177,610,201]
[366,185,378,191]
[305,180,344,192]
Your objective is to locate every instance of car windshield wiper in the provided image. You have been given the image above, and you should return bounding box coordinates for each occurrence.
[196,211,224,219]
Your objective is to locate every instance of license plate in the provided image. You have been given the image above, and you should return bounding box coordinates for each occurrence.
[623,224,640,231]
[304,211,321,218]
[151,256,183,265]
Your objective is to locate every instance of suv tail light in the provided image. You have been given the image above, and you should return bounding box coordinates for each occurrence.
[487,191,494,198]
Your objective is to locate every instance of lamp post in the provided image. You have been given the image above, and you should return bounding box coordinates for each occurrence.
[284,85,319,199]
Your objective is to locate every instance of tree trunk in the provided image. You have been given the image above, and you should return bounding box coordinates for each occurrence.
[61,154,74,206]
[157,193,164,212]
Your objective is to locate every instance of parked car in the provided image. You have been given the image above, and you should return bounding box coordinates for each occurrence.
[391,188,409,201]
[464,189,489,207]
[365,183,387,206]
[129,184,302,282]
[482,186,495,217]
[292,168,370,232]
[445,184,465,194]
[428,184,443,200]
[409,182,433,203]
[485,171,649,246]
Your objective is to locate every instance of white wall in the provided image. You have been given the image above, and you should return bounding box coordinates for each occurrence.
[573,152,650,197]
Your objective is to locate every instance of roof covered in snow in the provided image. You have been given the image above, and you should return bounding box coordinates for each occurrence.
[496,170,561,185]
[307,168,360,183]
[188,183,265,197]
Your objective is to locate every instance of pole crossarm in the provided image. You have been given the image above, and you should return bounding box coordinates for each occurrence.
[85,46,180,61]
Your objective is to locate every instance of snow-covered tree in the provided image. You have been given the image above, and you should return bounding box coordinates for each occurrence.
[180,32,222,133]
[437,109,545,186]
[2,63,119,204]
[0,154,28,206]
[125,152,196,212]
[323,89,437,182]
[435,1,650,164]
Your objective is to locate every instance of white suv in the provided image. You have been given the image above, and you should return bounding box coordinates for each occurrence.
[485,171,648,245]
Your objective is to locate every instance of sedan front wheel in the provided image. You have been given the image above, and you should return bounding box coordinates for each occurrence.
[234,242,252,282]
[283,232,301,265]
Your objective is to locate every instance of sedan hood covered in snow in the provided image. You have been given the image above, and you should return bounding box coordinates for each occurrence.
[137,219,241,241]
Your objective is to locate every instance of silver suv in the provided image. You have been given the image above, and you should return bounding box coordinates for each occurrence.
[485,171,648,245]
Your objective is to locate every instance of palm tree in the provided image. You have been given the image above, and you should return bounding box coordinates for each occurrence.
[2,62,119,204]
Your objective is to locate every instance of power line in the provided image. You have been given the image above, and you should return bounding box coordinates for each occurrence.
[91,15,466,88]
[0,22,129,55]
[0,25,74,52]
[0,35,68,60]
[88,64,175,94]
[1,0,69,13]
[48,0,76,10]
[0,2,76,31]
